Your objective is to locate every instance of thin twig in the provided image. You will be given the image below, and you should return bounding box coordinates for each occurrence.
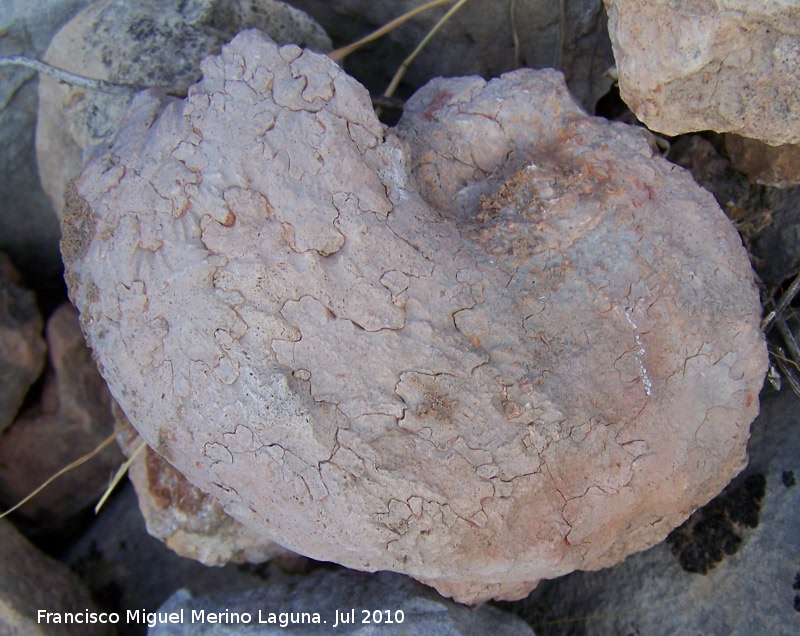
[761,273,800,331]
[0,55,135,94]
[771,345,800,374]
[0,427,126,521]
[329,0,458,62]
[556,0,567,70]
[775,314,800,369]
[384,0,472,100]
[773,346,800,399]
[510,0,521,67]
[370,93,407,111]
[95,440,147,514]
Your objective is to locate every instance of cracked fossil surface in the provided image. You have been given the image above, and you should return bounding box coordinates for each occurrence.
[62,30,767,604]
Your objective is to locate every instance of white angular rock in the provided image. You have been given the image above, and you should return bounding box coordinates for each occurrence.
[62,31,767,604]
[604,0,800,145]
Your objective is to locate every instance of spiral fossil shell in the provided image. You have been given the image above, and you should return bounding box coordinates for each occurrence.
[62,30,767,603]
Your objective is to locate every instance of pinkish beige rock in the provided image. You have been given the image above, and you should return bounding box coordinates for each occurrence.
[604,0,800,145]
[62,31,767,604]
[36,0,331,217]
[0,303,121,529]
[0,253,46,434]
[725,135,800,187]
[115,404,290,566]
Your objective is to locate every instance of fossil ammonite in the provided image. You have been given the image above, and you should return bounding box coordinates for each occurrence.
[62,30,767,603]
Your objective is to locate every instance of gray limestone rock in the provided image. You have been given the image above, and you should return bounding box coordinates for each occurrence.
[35,0,331,217]
[62,30,766,604]
[0,518,113,636]
[148,569,536,635]
[64,481,284,635]
[604,0,800,145]
[0,0,94,286]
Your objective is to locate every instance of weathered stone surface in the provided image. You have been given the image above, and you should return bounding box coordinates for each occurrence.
[116,404,290,566]
[502,387,800,636]
[62,31,767,604]
[294,0,614,112]
[0,253,46,434]
[36,0,331,216]
[0,0,94,286]
[65,481,284,628]
[604,0,800,145]
[726,134,800,188]
[150,570,536,635]
[0,302,121,529]
[0,518,113,636]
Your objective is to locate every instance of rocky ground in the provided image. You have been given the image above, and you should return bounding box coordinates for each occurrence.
[1,1,799,634]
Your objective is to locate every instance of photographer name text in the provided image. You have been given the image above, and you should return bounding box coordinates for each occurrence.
[38,608,406,629]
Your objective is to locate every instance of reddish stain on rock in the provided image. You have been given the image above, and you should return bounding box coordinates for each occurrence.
[62,31,767,603]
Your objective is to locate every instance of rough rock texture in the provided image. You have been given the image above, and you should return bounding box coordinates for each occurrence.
[0,518,113,636]
[0,0,94,286]
[0,253,46,434]
[65,482,284,636]
[604,0,800,145]
[726,135,800,188]
[502,387,800,636]
[116,404,290,566]
[0,302,121,530]
[150,570,536,635]
[36,0,331,216]
[294,0,614,113]
[62,31,767,604]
